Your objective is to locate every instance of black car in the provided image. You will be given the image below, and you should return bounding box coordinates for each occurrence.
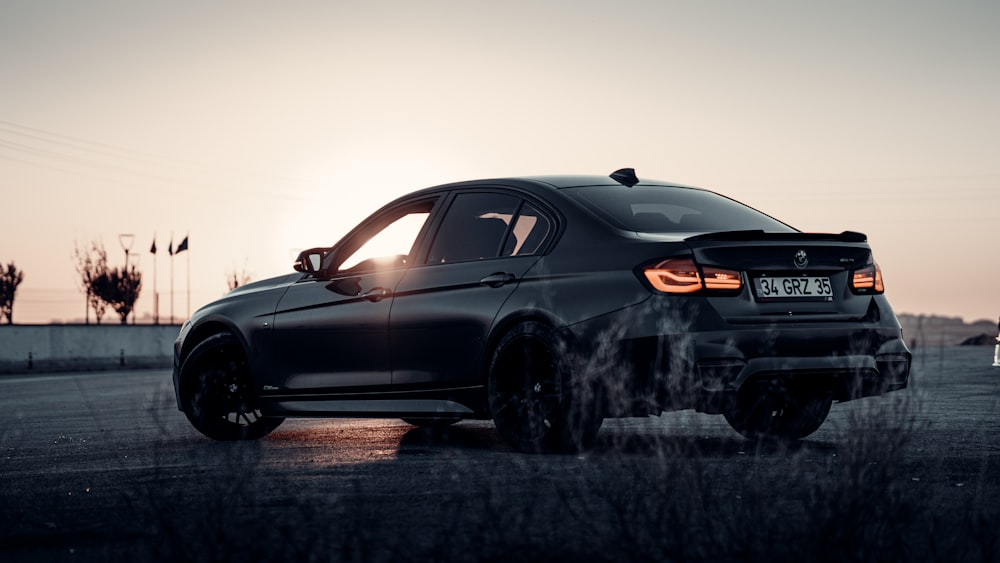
[173,168,911,453]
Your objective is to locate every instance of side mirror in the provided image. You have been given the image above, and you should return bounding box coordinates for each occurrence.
[293,247,329,275]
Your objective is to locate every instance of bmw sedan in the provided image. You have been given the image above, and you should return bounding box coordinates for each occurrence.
[173,168,911,453]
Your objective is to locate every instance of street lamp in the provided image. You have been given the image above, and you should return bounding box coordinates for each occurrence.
[119,233,135,268]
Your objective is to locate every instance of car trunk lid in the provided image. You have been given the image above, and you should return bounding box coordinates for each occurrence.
[682,230,877,322]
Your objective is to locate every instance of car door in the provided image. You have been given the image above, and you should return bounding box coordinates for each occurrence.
[390,192,556,386]
[263,200,435,393]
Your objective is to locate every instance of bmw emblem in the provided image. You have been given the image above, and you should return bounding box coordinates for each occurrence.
[794,250,809,269]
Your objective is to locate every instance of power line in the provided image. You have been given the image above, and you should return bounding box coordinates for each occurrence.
[0,119,313,185]
[0,118,321,202]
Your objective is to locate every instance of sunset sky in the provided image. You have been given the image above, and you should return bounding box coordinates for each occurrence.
[1,1,997,324]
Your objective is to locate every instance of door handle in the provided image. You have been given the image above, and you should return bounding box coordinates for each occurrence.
[480,272,516,288]
[362,287,391,302]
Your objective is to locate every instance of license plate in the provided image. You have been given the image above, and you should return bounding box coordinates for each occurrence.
[754,276,833,300]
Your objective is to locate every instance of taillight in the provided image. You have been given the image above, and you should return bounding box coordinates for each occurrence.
[851,262,885,294]
[703,266,742,291]
[644,258,702,293]
[643,258,742,294]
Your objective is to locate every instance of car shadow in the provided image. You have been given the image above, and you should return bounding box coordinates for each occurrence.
[163,418,842,463]
[392,420,841,459]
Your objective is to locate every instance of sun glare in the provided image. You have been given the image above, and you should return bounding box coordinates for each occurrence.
[338,212,429,270]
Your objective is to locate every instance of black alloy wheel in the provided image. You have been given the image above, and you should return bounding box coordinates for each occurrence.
[179,333,284,441]
[488,321,602,453]
[723,380,833,441]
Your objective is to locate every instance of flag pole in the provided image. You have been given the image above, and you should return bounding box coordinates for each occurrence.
[151,234,158,325]
[169,233,174,324]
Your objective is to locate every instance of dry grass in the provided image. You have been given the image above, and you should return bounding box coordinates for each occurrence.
[91,340,999,563]
[117,388,999,563]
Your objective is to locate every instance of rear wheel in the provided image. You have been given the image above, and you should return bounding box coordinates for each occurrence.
[488,322,602,454]
[178,333,284,441]
[723,380,832,441]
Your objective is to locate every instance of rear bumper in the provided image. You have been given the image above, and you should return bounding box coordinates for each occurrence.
[688,346,910,398]
[565,296,911,416]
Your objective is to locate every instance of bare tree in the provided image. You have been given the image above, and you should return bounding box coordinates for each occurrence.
[0,261,25,324]
[93,265,142,324]
[226,261,253,291]
[73,241,109,324]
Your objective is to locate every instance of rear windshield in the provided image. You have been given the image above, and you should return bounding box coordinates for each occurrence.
[565,185,796,233]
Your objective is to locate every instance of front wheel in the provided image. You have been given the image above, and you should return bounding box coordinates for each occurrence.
[487,322,602,454]
[723,381,832,441]
[178,333,284,441]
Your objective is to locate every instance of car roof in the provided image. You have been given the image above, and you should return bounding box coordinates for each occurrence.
[369,172,706,213]
[422,174,698,194]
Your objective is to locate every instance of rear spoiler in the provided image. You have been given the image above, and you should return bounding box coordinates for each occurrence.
[685,230,868,243]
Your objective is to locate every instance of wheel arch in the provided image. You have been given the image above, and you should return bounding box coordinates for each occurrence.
[179,318,249,365]
[484,312,604,453]
[176,328,243,401]
[482,309,572,383]
[174,328,284,441]
[176,320,258,406]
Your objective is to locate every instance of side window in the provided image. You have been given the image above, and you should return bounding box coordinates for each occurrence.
[337,204,433,273]
[425,193,519,264]
[501,202,552,257]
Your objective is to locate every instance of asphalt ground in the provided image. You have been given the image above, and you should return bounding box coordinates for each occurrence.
[1,346,998,562]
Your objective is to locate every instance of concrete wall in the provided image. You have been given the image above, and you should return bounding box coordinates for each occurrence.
[0,324,181,373]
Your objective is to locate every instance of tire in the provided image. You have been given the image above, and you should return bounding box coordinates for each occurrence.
[487,322,603,454]
[723,380,832,441]
[401,417,462,428]
[178,333,284,441]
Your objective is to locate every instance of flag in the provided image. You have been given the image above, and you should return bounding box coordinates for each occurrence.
[176,236,188,254]
[150,238,157,255]
[168,240,173,256]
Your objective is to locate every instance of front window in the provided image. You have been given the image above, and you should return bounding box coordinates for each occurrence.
[336,202,434,273]
[566,186,795,234]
